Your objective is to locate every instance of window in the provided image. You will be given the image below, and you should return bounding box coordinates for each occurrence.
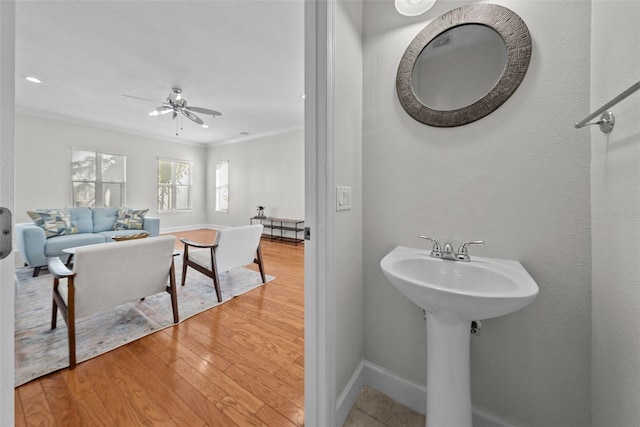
[215,161,229,212]
[72,149,126,208]
[157,159,192,211]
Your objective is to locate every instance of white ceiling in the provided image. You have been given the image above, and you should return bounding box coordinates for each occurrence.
[15,0,305,146]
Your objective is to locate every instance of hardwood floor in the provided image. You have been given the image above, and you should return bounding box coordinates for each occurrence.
[15,229,305,427]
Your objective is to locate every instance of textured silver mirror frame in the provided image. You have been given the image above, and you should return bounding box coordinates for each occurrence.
[396,3,532,127]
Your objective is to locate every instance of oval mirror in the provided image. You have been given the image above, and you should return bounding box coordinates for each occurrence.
[412,24,507,111]
[397,4,532,127]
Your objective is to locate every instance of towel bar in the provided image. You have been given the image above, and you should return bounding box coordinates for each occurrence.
[575,80,640,134]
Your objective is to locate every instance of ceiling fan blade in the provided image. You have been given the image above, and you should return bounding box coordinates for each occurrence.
[185,106,222,117]
[149,106,173,116]
[122,94,158,103]
[181,108,204,125]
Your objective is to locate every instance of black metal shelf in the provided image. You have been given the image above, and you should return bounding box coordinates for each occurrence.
[250,216,304,246]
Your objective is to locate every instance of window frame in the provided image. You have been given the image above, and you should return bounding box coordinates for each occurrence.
[71,148,127,208]
[215,160,229,213]
[157,158,193,213]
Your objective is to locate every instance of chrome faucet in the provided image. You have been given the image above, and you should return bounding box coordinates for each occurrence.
[419,236,484,262]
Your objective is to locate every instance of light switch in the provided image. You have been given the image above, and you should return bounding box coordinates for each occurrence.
[336,186,352,211]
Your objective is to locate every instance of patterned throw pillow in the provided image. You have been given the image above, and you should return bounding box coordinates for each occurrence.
[112,208,148,230]
[27,209,79,238]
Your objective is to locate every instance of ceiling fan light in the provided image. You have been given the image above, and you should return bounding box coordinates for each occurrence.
[149,89,220,134]
[395,0,437,16]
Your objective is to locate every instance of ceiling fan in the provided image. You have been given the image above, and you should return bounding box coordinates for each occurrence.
[148,88,221,135]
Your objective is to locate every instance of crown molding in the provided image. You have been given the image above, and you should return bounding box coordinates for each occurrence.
[16,106,304,148]
[206,125,304,147]
[16,106,208,148]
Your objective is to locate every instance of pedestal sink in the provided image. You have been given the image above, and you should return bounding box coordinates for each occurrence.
[380,246,539,427]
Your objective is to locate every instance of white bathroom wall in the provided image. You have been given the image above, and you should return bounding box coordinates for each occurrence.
[15,114,208,230]
[591,1,640,425]
[362,1,592,425]
[335,0,364,400]
[205,128,304,227]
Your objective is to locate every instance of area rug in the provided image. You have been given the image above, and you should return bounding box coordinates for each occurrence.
[14,256,274,387]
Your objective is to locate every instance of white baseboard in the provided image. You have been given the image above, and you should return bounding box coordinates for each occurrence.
[336,359,513,427]
[336,361,366,426]
[364,360,427,415]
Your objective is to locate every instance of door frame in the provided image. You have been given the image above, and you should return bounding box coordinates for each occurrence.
[304,0,337,426]
[0,1,16,425]
[1,1,338,425]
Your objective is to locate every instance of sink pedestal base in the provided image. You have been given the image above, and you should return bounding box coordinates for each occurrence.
[425,314,472,427]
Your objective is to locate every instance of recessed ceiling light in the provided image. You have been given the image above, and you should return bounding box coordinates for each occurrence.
[240,132,250,136]
[24,76,42,84]
[202,124,209,129]
[300,94,306,99]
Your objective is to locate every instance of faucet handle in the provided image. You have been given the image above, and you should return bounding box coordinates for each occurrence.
[456,241,485,261]
[419,236,442,258]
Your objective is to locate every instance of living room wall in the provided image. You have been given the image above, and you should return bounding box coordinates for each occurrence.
[206,128,304,228]
[15,113,208,230]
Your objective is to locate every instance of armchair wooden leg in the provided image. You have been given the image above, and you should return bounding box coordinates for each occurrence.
[210,249,222,303]
[67,277,77,369]
[255,245,266,284]
[51,272,75,367]
[68,318,76,369]
[51,278,59,329]
[33,267,41,278]
[181,247,188,287]
[212,272,223,303]
[169,259,180,323]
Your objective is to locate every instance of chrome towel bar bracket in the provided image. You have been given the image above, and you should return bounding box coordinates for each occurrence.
[577,111,615,134]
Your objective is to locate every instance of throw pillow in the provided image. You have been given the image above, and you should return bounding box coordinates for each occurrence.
[27,209,79,238]
[112,208,148,230]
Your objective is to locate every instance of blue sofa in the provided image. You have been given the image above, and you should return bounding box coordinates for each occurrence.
[15,207,159,276]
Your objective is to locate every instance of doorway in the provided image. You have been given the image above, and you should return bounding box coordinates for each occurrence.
[2,1,336,425]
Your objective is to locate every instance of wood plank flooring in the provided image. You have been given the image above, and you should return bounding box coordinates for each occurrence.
[15,229,305,426]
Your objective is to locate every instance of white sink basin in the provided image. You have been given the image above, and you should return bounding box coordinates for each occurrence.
[380,246,539,322]
[380,245,539,426]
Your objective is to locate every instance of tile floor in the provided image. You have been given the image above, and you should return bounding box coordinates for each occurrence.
[343,386,425,427]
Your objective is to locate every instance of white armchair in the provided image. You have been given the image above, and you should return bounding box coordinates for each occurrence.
[48,235,179,368]
[180,224,266,302]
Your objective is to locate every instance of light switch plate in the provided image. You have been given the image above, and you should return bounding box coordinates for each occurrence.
[336,186,352,211]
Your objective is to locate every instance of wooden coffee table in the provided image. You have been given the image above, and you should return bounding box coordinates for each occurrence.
[110,231,150,241]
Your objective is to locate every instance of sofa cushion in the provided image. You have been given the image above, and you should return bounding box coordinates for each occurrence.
[27,209,78,238]
[68,207,93,234]
[92,208,119,232]
[44,233,106,256]
[112,208,148,230]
